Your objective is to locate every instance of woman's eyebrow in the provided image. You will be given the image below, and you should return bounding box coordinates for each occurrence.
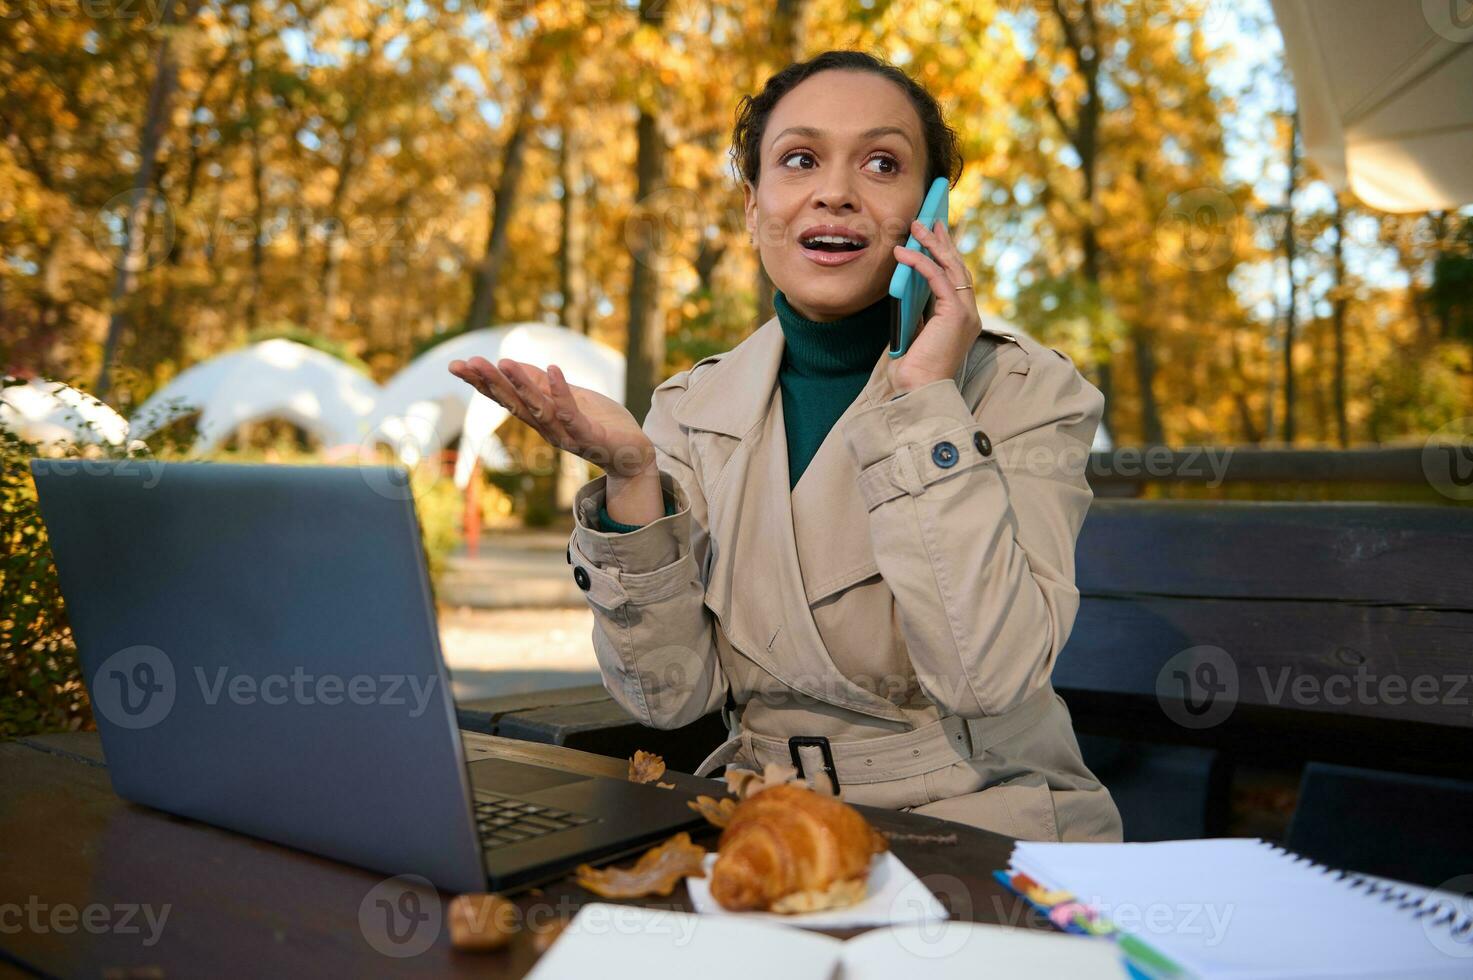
[771,125,915,149]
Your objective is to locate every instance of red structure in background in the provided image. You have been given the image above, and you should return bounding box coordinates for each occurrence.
[450,450,482,558]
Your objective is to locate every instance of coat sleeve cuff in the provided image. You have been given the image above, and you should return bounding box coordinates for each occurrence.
[570,470,691,576]
[841,378,996,510]
[598,498,678,533]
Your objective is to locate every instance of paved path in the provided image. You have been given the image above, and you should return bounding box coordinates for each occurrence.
[436,527,584,609]
[437,606,600,702]
[434,527,604,700]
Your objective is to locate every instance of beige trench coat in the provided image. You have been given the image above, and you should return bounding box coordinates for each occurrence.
[565,314,1123,843]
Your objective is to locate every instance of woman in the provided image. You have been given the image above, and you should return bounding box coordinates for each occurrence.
[449,49,1122,843]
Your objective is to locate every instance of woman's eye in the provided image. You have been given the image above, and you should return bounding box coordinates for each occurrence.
[778,151,900,174]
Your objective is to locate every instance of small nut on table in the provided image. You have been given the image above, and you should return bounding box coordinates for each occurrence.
[447,893,520,951]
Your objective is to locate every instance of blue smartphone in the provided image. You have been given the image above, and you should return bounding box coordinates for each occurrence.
[888,176,951,358]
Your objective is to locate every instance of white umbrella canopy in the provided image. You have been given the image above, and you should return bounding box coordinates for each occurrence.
[1272,0,1473,212]
[1,377,131,448]
[370,323,624,489]
[128,338,380,453]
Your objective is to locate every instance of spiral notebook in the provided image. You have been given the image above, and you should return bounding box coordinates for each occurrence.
[1006,838,1473,979]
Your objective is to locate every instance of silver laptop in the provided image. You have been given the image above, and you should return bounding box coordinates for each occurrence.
[30,459,706,894]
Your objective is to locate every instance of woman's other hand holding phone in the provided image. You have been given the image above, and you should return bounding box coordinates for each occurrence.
[888,219,982,396]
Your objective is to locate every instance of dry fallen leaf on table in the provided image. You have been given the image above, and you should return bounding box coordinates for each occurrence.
[447,893,520,951]
[687,794,739,828]
[628,749,667,784]
[573,831,707,898]
[724,761,822,799]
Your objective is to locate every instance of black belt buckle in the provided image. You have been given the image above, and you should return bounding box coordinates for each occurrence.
[788,735,840,795]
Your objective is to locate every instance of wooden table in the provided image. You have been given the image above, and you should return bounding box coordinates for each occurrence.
[1,732,1048,977]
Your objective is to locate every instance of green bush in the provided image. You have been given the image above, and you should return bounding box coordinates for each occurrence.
[407,462,465,584]
[1,426,93,736]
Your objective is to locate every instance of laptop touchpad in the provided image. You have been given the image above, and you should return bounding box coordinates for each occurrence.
[468,758,592,794]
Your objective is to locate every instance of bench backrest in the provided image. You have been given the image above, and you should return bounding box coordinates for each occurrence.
[1055,500,1473,776]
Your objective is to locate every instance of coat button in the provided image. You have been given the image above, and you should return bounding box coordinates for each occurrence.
[573,566,591,591]
[931,441,958,468]
[566,545,572,565]
[973,431,992,457]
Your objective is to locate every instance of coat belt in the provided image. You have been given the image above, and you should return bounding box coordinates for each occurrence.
[692,682,1058,786]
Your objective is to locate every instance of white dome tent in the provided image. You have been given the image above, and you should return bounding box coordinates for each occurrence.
[128,338,380,454]
[371,323,625,489]
[1,377,132,448]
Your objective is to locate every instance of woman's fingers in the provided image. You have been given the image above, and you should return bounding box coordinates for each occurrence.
[500,360,572,444]
[907,218,969,289]
[450,358,505,405]
[464,357,547,432]
[450,357,593,454]
[892,240,953,311]
[546,363,604,455]
[464,357,519,407]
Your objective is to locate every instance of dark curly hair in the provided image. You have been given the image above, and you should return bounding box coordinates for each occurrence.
[729,49,964,192]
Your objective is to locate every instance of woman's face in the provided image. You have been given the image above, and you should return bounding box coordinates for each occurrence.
[743,69,928,323]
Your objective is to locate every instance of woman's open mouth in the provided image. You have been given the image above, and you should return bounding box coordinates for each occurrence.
[798,229,870,267]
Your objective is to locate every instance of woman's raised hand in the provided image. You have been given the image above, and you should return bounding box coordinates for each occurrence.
[447,357,656,478]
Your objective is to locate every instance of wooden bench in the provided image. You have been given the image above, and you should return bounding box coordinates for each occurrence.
[1060,499,1473,776]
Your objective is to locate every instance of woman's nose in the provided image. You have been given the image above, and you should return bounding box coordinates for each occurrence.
[812,174,859,213]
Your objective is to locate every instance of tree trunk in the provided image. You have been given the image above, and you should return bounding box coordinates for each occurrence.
[695,238,726,294]
[317,146,357,334]
[464,77,540,333]
[1130,162,1164,446]
[1046,0,1114,440]
[247,72,266,332]
[558,119,589,334]
[751,0,805,328]
[1131,321,1164,445]
[622,0,672,422]
[1228,330,1261,443]
[1428,211,1451,344]
[624,110,667,421]
[1281,111,1300,445]
[97,0,200,398]
[1331,195,1349,448]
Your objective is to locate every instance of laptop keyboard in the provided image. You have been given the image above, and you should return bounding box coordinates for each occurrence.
[474,792,598,850]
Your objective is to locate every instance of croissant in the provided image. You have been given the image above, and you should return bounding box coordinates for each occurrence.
[708,783,889,913]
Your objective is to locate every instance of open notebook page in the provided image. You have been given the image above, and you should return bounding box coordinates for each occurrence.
[1012,838,1472,979]
[527,902,1132,979]
[837,920,1129,979]
[524,903,842,980]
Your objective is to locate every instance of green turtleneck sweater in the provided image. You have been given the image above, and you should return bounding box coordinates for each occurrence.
[598,288,891,532]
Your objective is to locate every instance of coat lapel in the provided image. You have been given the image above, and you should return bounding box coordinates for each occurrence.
[788,346,895,605]
[672,316,907,724]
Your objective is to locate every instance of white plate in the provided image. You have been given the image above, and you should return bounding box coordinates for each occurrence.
[685,850,950,929]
